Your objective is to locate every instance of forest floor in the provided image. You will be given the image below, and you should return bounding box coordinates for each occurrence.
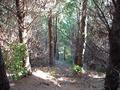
[10,60,105,90]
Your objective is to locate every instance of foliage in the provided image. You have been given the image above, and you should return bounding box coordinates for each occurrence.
[8,42,27,80]
[71,65,82,73]
[49,67,57,77]
[0,0,110,81]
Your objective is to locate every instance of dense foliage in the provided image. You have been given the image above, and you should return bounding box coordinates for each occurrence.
[7,43,27,80]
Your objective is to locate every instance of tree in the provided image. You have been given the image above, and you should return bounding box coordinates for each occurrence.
[15,0,24,43]
[15,0,31,73]
[53,16,58,61]
[105,0,120,90]
[0,47,10,90]
[74,0,88,66]
[48,9,54,66]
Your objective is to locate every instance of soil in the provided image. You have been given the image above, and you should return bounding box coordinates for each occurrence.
[10,61,105,90]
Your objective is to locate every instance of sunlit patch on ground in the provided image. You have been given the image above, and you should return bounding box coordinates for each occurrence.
[88,71,105,79]
[32,67,78,88]
[32,69,61,87]
[32,70,55,80]
[10,83,15,87]
[10,64,105,90]
[57,77,77,84]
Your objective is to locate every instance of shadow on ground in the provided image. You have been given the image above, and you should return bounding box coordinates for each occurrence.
[10,66,105,90]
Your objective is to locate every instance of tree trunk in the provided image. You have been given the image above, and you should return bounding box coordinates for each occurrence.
[0,47,10,90]
[105,0,120,90]
[15,0,31,73]
[16,0,24,43]
[55,17,59,60]
[74,0,88,66]
[48,9,54,66]
[63,47,66,61]
[53,17,58,61]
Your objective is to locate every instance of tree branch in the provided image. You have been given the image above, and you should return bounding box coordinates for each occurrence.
[93,0,111,32]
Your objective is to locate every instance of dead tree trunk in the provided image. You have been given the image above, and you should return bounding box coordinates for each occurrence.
[105,0,120,90]
[0,47,10,90]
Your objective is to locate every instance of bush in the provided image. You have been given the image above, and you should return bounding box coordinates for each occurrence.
[8,43,27,80]
[71,65,82,73]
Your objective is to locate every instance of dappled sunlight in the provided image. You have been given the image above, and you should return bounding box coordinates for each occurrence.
[88,72,105,79]
[0,0,114,89]
[32,68,78,88]
[9,66,105,90]
[57,77,76,83]
[10,83,15,87]
[32,69,61,87]
[32,69,54,80]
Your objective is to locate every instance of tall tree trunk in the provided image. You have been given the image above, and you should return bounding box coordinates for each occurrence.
[53,17,58,60]
[63,47,66,61]
[48,9,54,66]
[15,0,31,73]
[16,0,24,43]
[0,47,10,90]
[74,0,88,66]
[74,3,81,66]
[105,0,120,90]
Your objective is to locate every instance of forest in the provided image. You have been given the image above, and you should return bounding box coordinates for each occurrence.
[0,0,120,90]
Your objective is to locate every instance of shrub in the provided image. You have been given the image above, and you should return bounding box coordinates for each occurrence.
[71,65,82,73]
[8,42,27,80]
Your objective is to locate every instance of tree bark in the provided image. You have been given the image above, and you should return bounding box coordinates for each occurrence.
[74,0,88,66]
[16,0,24,43]
[0,47,10,90]
[105,0,120,90]
[53,17,58,61]
[15,0,31,73]
[64,47,66,61]
[48,9,54,66]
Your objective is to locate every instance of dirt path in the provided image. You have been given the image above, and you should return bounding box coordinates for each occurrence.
[10,61,105,90]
